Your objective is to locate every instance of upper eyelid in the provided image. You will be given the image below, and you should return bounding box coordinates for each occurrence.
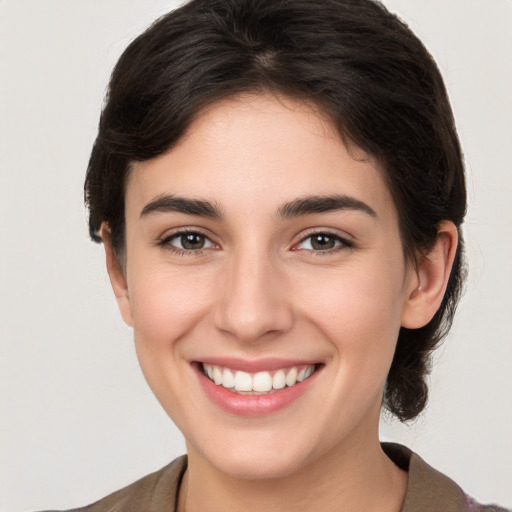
[295,228,354,244]
[292,230,356,253]
[158,227,216,243]
[157,230,218,255]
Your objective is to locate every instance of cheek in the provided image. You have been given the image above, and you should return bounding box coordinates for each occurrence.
[127,263,214,349]
[300,262,404,333]
[294,257,406,372]
[125,264,216,424]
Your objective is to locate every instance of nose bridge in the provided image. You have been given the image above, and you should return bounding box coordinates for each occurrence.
[213,242,293,342]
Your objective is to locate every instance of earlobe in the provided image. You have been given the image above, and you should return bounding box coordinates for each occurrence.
[401,221,458,329]
[100,224,134,327]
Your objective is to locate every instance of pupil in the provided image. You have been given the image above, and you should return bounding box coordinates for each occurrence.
[182,233,204,250]
[312,234,334,250]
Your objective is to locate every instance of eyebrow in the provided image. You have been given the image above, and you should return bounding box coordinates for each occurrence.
[278,194,377,219]
[139,193,376,221]
[140,195,224,219]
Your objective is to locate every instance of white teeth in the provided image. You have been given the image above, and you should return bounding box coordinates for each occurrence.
[273,369,286,390]
[202,363,316,393]
[234,371,253,391]
[213,366,223,385]
[285,367,298,387]
[222,368,235,389]
[253,371,273,392]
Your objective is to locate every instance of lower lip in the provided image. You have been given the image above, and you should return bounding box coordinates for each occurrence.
[194,364,320,417]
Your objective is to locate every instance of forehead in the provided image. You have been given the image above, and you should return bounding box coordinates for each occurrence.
[125,94,396,223]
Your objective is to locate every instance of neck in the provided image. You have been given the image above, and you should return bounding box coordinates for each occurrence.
[178,434,407,512]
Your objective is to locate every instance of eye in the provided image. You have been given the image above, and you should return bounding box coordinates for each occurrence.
[160,230,216,252]
[295,232,353,252]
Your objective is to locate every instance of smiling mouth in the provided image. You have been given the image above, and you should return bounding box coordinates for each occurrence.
[200,363,318,395]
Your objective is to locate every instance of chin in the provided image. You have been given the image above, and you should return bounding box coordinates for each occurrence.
[190,427,319,481]
[211,449,308,481]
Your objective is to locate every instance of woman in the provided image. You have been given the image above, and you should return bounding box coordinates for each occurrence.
[43,0,508,510]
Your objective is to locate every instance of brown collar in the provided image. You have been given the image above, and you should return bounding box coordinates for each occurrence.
[383,443,465,511]
[80,444,506,512]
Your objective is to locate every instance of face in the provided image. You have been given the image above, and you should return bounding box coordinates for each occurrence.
[113,94,420,480]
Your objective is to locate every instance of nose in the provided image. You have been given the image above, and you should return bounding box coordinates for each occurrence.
[212,248,294,343]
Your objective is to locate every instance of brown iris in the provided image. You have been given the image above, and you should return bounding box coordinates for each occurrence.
[180,233,207,250]
[310,234,336,250]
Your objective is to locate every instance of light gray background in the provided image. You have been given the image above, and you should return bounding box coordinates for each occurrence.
[1,1,511,510]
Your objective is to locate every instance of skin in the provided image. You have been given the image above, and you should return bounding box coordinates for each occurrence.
[102,94,457,512]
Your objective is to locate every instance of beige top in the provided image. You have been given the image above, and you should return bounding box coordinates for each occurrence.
[42,443,509,512]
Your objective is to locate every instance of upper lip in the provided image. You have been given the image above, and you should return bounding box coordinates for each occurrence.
[194,357,320,373]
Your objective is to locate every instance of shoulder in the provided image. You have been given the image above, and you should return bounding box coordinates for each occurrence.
[38,455,187,512]
[382,443,510,512]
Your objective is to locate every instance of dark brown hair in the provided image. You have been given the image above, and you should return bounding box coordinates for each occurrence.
[85,0,467,421]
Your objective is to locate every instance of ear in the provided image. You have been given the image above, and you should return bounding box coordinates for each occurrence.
[401,221,458,329]
[100,224,134,327]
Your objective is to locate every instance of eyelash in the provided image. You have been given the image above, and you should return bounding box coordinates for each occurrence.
[157,229,215,257]
[157,229,354,256]
[293,230,354,256]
